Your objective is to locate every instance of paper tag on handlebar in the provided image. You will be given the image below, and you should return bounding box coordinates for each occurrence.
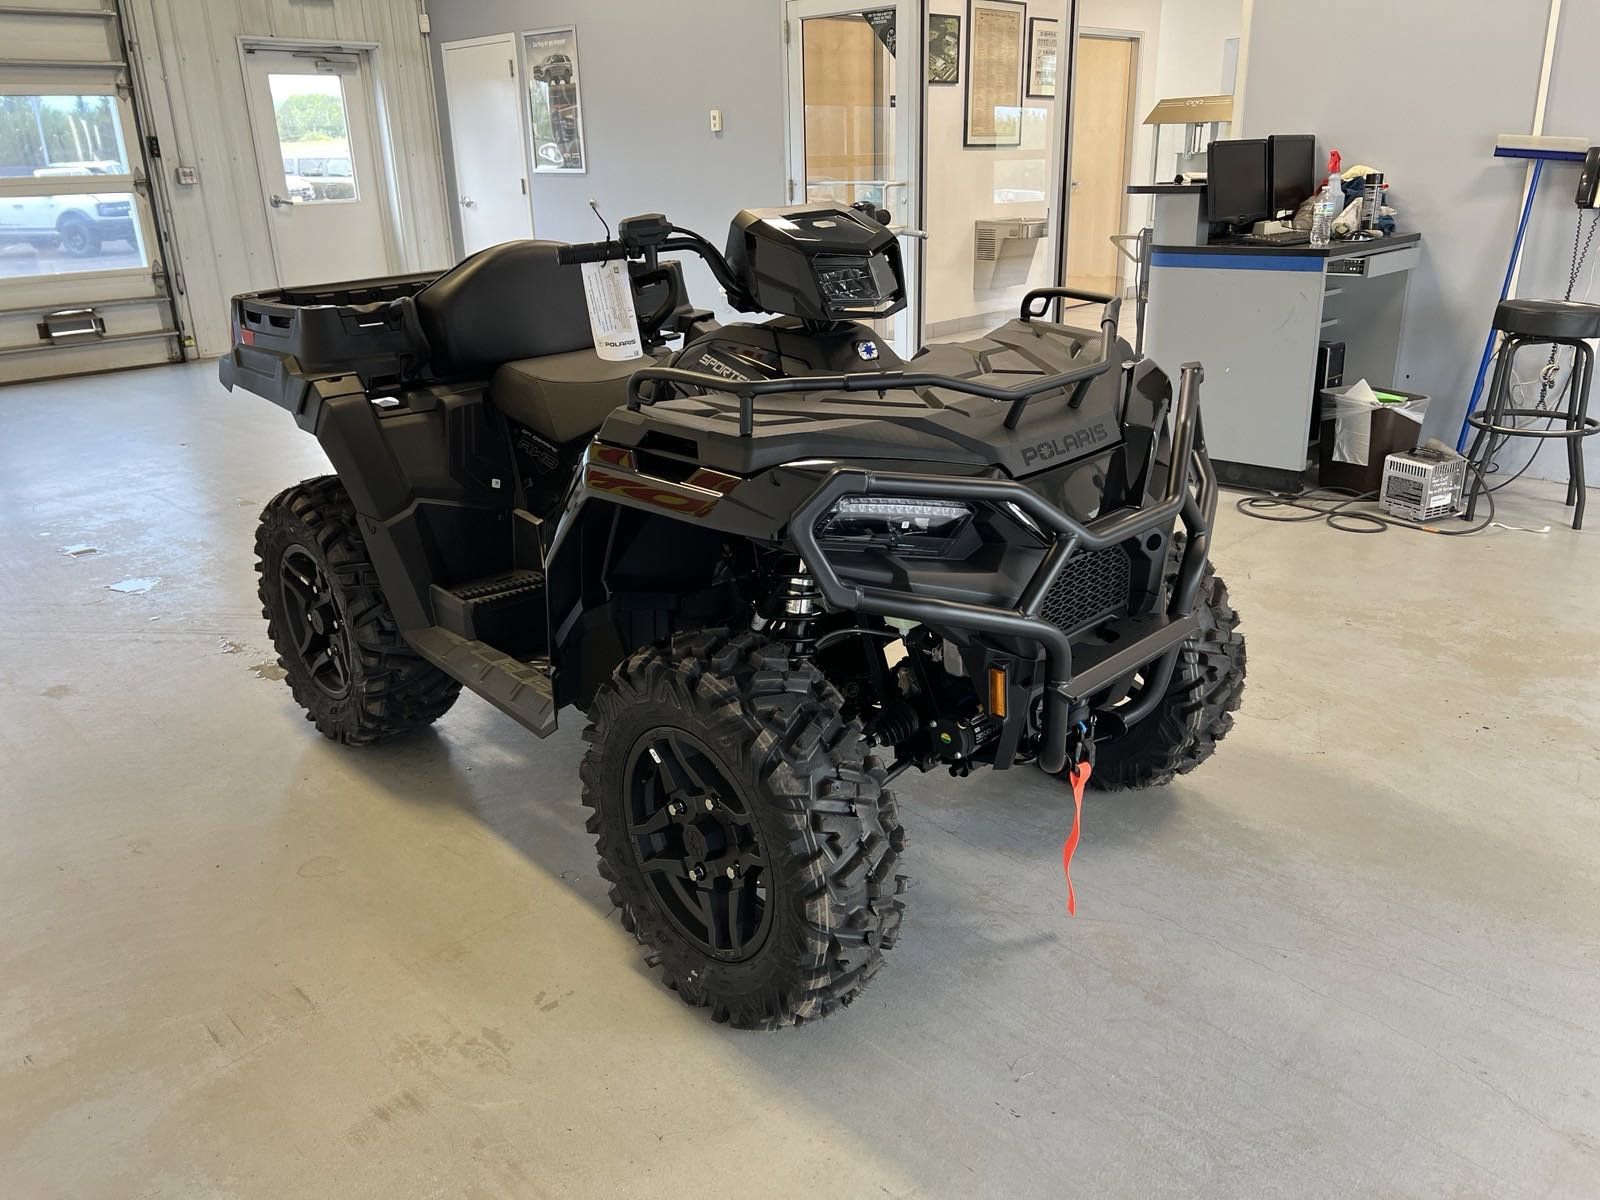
[580,260,644,361]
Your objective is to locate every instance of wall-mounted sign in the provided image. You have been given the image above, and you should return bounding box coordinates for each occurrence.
[1026,17,1059,99]
[964,0,1025,147]
[524,26,585,174]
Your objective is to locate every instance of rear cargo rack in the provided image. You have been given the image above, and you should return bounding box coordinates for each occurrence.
[625,295,1123,436]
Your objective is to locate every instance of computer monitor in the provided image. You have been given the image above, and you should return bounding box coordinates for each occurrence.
[1269,134,1317,215]
[1206,139,1271,228]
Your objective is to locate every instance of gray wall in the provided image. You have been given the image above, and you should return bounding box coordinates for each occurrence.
[428,0,787,317]
[1242,1,1600,480]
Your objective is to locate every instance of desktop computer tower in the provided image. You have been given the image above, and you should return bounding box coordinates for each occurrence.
[1309,340,1345,481]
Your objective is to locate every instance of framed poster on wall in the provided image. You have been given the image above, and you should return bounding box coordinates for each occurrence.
[964,0,1025,147]
[1026,18,1059,98]
[928,13,961,84]
[523,26,586,173]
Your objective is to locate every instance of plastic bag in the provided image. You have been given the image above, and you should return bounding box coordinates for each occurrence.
[1326,379,1428,465]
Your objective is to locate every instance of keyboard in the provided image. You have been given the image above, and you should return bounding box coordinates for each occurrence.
[1235,230,1311,246]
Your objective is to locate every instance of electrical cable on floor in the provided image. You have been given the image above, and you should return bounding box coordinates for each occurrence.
[1233,459,1505,536]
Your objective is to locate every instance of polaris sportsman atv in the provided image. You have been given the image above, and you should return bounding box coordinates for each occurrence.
[220,202,1244,1028]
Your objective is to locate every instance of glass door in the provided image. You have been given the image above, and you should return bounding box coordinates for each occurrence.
[785,0,923,359]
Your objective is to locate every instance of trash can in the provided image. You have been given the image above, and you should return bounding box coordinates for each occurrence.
[1318,385,1429,494]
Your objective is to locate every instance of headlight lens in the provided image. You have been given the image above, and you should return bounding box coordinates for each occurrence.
[815,496,973,557]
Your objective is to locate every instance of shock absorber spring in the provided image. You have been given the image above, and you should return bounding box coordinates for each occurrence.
[753,558,822,657]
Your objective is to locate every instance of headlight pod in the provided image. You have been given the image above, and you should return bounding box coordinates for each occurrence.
[814,496,973,558]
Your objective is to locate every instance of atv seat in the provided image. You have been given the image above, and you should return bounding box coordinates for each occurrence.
[492,351,658,444]
[412,239,662,445]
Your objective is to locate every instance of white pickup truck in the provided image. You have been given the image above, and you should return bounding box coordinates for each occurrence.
[0,162,136,257]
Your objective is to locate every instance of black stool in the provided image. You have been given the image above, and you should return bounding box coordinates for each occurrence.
[1464,298,1600,529]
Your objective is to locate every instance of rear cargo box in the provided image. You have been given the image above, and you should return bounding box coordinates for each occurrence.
[227,272,438,402]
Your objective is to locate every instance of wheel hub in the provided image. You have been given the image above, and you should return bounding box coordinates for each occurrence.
[278,546,352,699]
[623,729,773,962]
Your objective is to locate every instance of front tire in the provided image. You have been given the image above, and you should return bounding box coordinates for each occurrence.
[582,629,907,1029]
[255,476,462,744]
[57,216,100,257]
[1089,564,1245,790]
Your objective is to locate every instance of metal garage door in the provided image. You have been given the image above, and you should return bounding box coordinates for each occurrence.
[0,0,182,382]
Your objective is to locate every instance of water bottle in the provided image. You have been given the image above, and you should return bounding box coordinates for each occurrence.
[1310,174,1341,248]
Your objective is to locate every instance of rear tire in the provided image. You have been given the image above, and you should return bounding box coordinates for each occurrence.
[255,476,461,744]
[1089,564,1245,790]
[581,629,907,1029]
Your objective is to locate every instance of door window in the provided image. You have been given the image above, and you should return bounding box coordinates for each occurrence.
[266,73,360,203]
[800,12,896,210]
[787,1,920,359]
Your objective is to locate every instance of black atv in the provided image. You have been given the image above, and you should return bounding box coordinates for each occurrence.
[220,202,1244,1028]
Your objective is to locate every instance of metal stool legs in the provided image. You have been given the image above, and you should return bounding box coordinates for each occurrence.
[1566,342,1592,527]
[1462,335,1521,523]
[1463,333,1599,531]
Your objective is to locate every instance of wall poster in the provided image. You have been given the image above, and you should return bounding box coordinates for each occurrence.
[964,0,1025,147]
[1026,17,1059,98]
[928,13,961,84]
[524,26,585,173]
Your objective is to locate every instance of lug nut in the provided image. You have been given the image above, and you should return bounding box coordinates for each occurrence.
[667,801,684,816]
[725,865,740,879]
[703,797,715,811]
[688,864,706,881]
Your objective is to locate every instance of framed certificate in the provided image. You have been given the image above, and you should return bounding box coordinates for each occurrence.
[1026,17,1060,99]
[963,0,1025,147]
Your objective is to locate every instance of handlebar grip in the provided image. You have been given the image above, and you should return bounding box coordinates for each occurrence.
[556,240,628,265]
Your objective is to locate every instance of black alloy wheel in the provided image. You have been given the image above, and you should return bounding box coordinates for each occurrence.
[624,728,773,961]
[276,544,352,699]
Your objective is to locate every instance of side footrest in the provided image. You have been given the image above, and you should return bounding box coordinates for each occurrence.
[431,569,545,653]
[407,626,557,737]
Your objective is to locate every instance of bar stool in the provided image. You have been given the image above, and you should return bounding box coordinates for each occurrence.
[1463,298,1600,529]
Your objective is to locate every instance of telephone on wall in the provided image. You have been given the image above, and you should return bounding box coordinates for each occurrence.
[1578,146,1600,208]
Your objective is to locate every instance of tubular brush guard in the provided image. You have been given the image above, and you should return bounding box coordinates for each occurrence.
[788,362,1215,775]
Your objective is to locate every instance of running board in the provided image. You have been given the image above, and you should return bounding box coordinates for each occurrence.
[1067,611,1201,699]
[406,626,557,737]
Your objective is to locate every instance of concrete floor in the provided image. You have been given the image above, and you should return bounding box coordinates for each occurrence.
[3,361,1599,1199]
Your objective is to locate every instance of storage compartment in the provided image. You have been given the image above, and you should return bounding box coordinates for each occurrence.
[231,271,440,391]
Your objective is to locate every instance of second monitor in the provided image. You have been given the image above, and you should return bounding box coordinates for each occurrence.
[1269,134,1316,215]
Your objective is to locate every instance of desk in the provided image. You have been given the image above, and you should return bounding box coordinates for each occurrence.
[1142,234,1422,490]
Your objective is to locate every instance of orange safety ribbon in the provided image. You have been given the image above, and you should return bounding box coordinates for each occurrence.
[1062,760,1092,915]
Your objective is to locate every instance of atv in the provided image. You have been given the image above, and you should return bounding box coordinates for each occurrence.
[220,202,1244,1028]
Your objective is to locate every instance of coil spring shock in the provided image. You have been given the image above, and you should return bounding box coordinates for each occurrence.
[754,558,822,658]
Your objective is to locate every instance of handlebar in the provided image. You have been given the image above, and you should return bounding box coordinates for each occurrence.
[556,240,630,266]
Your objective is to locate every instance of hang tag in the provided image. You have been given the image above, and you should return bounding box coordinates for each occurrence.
[579,260,644,362]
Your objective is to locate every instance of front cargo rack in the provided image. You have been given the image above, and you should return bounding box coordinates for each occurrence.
[625,291,1123,436]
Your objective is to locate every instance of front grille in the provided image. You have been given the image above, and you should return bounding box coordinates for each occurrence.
[1038,546,1131,635]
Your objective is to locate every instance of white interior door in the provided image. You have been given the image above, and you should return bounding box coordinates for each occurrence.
[441,35,533,256]
[241,47,392,286]
[784,0,923,359]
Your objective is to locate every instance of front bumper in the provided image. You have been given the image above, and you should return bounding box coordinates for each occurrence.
[790,362,1216,775]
